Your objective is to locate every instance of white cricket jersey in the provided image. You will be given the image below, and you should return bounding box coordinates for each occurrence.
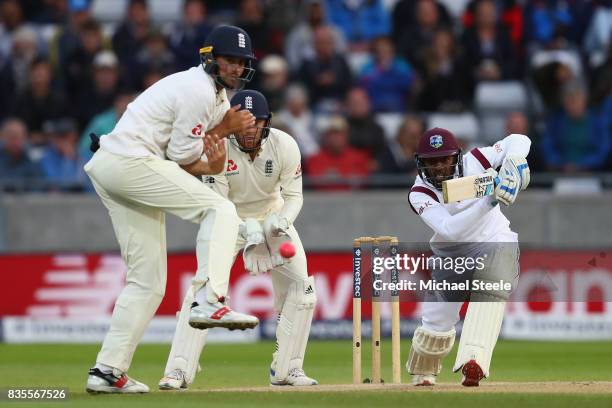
[100,67,230,165]
[408,134,531,244]
[204,128,303,222]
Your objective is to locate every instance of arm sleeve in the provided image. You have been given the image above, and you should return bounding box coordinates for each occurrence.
[477,133,532,169]
[279,137,304,224]
[409,192,495,241]
[166,88,211,165]
[203,172,230,199]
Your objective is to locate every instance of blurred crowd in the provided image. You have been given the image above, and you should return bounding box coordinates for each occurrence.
[0,0,611,192]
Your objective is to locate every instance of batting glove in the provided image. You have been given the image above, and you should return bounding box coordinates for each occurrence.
[500,156,530,190]
[495,168,519,206]
[240,218,273,275]
[263,213,292,267]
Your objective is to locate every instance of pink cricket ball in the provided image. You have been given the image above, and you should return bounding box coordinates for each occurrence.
[279,242,296,258]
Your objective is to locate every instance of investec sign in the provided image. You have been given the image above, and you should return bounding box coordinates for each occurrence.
[353,247,361,298]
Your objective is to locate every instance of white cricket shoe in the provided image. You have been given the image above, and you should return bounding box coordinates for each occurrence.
[270,368,318,386]
[86,368,149,394]
[189,301,259,330]
[412,374,436,386]
[159,369,188,390]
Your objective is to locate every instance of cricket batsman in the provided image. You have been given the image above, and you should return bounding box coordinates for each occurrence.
[406,127,531,386]
[85,26,262,394]
[159,90,318,389]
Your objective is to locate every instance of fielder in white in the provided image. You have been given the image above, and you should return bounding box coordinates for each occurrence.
[84,26,263,394]
[407,127,530,386]
[159,90,318,390]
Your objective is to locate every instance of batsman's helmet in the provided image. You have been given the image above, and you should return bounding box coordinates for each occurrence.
[415,127,463,190]
[199,25,256,90]
[229,90,272,152]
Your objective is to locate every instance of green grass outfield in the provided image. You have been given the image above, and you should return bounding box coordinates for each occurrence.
[1,340,612,407]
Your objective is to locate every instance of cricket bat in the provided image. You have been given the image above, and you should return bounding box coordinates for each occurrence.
[442,172,499,203]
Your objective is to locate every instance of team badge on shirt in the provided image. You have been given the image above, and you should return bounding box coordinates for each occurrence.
[430,135,443,149]
[265,159,273,176]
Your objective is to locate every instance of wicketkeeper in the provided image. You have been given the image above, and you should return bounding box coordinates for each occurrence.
[159,90,317,389]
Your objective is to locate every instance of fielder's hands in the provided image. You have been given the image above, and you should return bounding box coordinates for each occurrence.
[263,213,292,267]
[203,134,226,174]
[221,104,256,136]
[500,156,530,190]
[241,218,273,275]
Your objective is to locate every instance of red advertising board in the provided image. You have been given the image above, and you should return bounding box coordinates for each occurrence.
[1,250,611,340]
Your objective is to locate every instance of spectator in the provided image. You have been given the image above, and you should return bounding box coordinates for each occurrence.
[505,111,530,136]
[0,118,43,191]
[257,54,289,112]
[0,0,25,61]
[416,28,471,113]
[505,110,544,171]
[523,0,595,49]
[49,0,93,71]
[298,25,353,112]
[306,115,371,190]
[583,2,612,69]
[324,0,390,51]
[29,0,71,23]
[462,0,524,51]
[112,0,152,65]
[461,0,518,93]
[540,80,611,172]
[530,43,584,110]
[79,90,135,160]
[14,58,68,145]
[359,36,414,112]
[6,26,42,96]
[235,0,281,57]
[376,114,423,174]
[75,50,120,130]
[275,84,319,159]
[129,30,176,90]
[392,0,453,45]
[284,0,347,72]
[64,19,105,97]
[395,0,450,69]
[142,66,165,88]
[168,0,213,71]
[345,87,386,156]
[39,118,87,190]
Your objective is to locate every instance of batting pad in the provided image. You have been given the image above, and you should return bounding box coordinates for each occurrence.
[273,276,316,380]
[407,326,455,375]
[453,301,506,377]
[164,285,208,383]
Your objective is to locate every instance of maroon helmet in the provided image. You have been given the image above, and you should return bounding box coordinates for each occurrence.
[415,127,463,190]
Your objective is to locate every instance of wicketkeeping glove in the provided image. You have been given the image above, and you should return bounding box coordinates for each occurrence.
[500,156,530,190]
[240,218,273,275]
[263,213,292,267]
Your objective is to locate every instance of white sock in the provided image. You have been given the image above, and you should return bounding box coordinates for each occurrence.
[95,363,116,374]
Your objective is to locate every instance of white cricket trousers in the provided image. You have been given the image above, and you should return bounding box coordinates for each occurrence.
[84,149,240,372]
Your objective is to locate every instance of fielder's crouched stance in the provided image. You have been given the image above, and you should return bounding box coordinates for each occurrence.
[160,90,317,390]
[407,128,530,387]
[84,26,261,394]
